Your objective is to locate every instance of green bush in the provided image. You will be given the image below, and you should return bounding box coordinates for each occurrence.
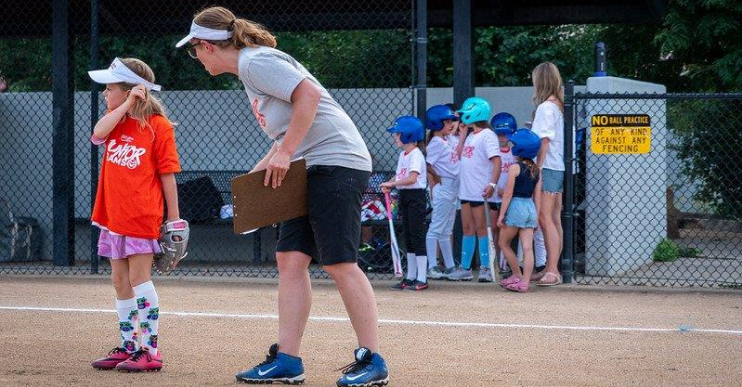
[653,239,680,262]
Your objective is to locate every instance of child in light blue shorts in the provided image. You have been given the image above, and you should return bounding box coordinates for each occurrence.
[496,129,542,293]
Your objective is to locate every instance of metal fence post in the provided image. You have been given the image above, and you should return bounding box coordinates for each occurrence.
[52,0,75,266]
[89,0,100,274]
[453,0,473,107]
[561,80,575,283]
[415,0,427,121]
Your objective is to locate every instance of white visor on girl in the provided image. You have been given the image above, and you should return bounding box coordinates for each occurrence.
[175,21,234,48]
[88,58,162,91]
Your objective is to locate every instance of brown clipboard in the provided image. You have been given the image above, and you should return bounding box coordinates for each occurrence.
[231,159,307,234]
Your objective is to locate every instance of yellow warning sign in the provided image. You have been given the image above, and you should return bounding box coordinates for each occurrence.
[591,114,651,154]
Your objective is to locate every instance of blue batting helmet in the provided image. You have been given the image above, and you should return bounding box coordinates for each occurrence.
[508,128,541,159]
[387,115,425,144]
[457,97,491,125]
[491,112,517,135]
[425,105,457,131]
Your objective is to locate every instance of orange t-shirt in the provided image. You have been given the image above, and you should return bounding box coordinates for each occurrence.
[91,114,182,239]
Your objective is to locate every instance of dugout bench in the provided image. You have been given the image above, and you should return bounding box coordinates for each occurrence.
[174,170,407,270]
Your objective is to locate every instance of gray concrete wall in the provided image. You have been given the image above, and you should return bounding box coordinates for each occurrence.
[583,77,667,276]
[425,86,585,128]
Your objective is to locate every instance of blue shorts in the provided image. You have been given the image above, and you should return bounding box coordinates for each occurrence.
[503,197,537,229]
[541,168,564,194]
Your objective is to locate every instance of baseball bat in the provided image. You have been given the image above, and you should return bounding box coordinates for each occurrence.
[385,192,404,278]
[483,202,502,283]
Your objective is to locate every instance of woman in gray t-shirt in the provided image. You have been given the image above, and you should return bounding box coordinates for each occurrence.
[176,6,388,387]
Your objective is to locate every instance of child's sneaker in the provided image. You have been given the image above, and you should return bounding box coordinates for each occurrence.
[404,280,429,291]
[441,266,458,280]
[427,265,446,280]
[235,343,305,384]
[91,347,130,370]
[446,266,473,281]
[115,349,162,372]
[390,278,412,290]
[478,267,493,283]
[336,347,389,387]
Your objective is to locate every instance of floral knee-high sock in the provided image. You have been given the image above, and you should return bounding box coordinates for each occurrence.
[133,281,160,355]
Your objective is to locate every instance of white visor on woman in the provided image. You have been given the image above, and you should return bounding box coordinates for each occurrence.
[88,58,162,91]
[175,21,234,48]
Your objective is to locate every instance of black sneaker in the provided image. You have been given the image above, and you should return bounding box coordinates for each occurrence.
[391,279,412,290]
[404,280,429,291]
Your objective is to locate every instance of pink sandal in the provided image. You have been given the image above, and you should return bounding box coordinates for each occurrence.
[499,276,520,288]
[505,280,530,293]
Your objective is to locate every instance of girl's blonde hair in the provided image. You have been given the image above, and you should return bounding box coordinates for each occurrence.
[116,59,171,138]
[531,62,564,112]
[194,6,277,49]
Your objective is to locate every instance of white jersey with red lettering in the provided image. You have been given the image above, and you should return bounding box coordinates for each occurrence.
[426,135,460,179]
[395,147,427,190]
[459,129,499,202]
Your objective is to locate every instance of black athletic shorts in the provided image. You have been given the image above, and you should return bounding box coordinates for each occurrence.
[460,199,500,211]
[276,165,370,266]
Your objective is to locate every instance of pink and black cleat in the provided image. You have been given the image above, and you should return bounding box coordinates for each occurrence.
[115,349,163,372]
[92,347,131,370]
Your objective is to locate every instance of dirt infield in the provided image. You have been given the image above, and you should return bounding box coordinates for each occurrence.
[0,276,740,387]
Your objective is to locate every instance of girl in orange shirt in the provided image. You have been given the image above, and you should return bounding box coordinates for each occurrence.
[88,58,183,372]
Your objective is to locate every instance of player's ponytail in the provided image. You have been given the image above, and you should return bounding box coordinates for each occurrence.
[521,158,539,179]
[194,6,277,49]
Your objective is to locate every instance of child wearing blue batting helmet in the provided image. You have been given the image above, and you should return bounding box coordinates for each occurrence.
[491,112,517,136]
[447,97,502,283]
[382,116,429,290]
[497,128,542,293]
[423,105,462,280]
[489,112,518,274]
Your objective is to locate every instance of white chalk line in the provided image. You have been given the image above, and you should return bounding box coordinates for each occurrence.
[1,305,740,335]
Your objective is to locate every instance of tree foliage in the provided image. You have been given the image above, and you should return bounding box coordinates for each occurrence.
[0,1,739,92]
[655,0,742,91]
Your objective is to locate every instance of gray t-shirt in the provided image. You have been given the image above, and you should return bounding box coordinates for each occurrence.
[238,46,372,171]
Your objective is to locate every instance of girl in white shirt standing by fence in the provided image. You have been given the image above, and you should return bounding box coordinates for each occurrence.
[530,62,565,286]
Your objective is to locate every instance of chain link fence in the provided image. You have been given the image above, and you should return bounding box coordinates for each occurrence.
[1,1,416,278]
[4,3,741,287]
[571,92,742,287]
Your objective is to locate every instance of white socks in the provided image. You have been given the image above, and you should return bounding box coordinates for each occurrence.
[405,253,417,281]
[426,236,456,269]
[439,238,456,269]
[416,255,428,283]
[426,236,439,269]
[116,297,140,353]
[133,281,160,355]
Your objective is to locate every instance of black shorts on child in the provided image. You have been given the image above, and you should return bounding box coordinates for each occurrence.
[460,199,500,211]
